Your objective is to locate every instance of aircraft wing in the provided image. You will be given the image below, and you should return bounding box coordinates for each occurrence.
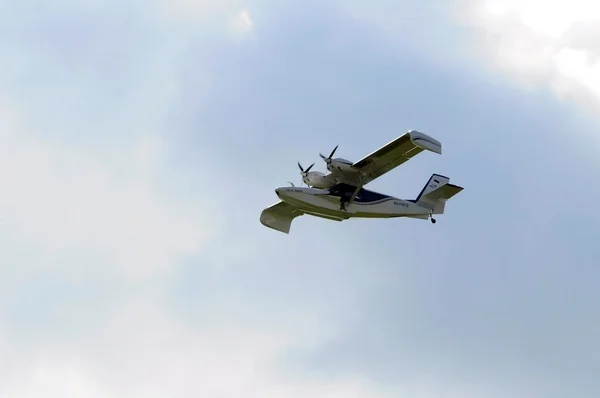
[347,130,442,186]
[260,201,304,234]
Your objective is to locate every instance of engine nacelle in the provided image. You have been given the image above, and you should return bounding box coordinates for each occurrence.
[326,158,355,174]
[303,171,337,188]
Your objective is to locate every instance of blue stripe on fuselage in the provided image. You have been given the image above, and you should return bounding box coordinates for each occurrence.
[327,183,394,203]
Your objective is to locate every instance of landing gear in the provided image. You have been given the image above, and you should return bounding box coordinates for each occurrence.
[429,212,436,224]
[340,198,348,211]
[340,194,352,211]
[431,218,436,224]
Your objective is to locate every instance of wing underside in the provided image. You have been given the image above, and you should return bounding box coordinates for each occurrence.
[260,201,304,234]
[348,130,441,186]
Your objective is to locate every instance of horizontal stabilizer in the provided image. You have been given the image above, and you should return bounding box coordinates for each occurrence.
[422,183,463,201]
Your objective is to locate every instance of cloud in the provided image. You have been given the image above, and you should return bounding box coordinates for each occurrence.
[0,281,391,398]
[176,3,600,397]
[0,2,391,397]
[0,100,216,281]
[2,1,600,397]
[0,0,231,281]
[460,0,600,109]
[229,9,254,35]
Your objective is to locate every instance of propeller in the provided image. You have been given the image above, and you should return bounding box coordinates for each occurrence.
[297,162,314,186]
[319,145,338,165]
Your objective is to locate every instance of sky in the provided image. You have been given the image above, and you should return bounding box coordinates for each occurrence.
[0,0,599,397]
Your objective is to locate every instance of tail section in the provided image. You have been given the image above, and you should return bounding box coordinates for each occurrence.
[414,174,463,214]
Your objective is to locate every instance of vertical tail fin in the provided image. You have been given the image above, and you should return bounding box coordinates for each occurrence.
[414,174,463,214]
[414,174,450,203]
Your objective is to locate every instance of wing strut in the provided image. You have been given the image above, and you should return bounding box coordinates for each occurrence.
[347,161,377,206]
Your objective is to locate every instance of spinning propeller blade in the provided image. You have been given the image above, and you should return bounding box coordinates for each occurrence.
[319,145,338,164]
[297,162,314,174]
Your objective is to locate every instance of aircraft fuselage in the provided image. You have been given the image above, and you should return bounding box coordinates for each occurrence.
[274,186,432,220]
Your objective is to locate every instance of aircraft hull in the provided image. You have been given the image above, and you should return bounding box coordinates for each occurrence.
[275,187,431,220]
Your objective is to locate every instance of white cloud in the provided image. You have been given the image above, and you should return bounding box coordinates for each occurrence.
[482,0,598,38]
[0,292,389,398]
[229,9,254,35]
[0,4,384,396]
[0,99,216,280]
[0,96,388,396]
[463,0,600,108]
[554,47,600,99]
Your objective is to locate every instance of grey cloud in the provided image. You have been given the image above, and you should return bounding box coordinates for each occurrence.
[0,2,179,143]
[2,0,599,396]
[169,2,600,397]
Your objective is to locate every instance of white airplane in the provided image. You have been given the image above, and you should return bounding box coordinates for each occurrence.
[260,130,463,234]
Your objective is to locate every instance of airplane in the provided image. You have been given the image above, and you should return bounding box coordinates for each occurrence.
[260,130,463,234]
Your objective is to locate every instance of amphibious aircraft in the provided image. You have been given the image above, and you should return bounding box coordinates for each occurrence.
[260,130,463,234]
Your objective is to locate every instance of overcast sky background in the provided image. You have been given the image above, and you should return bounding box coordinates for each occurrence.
[0,0,599,397]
